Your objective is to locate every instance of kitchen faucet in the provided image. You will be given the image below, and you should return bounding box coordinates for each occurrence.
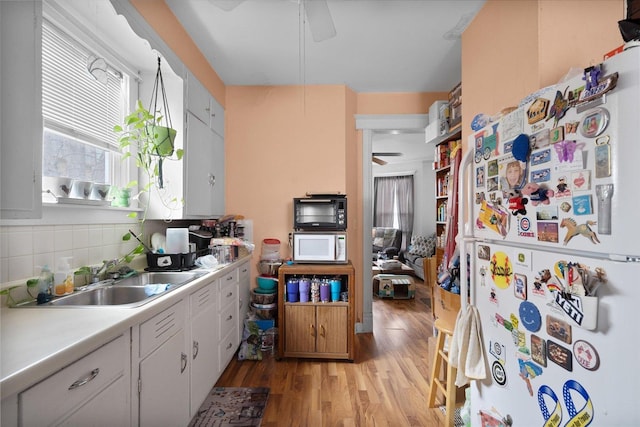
[91,259,119,282]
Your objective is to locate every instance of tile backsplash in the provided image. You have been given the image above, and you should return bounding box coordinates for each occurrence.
[0,224,140,285]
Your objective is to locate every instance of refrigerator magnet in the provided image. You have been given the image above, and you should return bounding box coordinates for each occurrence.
[527,97,549,124]
[492,360,508,387]
[546,315,572,344]
[531,334,547,367]
[570,195,593,216]
[514,274,528,300]
[546,340,573,371]
[490,251,513,289]
[530,128,550,149]
[594,144,611,178]
[580,107,609,138]
[573,340,600,371]
[571,170,591,191]
[519,301,541,331]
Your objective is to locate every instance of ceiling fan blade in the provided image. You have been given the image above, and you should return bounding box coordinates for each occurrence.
[304,0,336,42]
[211,0,245,12]
[372,152,402,157]
[372,157,387,165]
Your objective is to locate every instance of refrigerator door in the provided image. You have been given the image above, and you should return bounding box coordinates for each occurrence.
[470,47,640,259]
[469,241,640,426]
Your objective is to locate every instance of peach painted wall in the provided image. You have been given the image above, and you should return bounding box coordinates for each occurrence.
[357,92,448,114]
[462,0,624,146]
[130,0,226,106]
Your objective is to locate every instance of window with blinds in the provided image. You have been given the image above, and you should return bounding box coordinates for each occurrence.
[42,19,127,188]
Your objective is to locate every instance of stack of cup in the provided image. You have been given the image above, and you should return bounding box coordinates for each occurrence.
[311,279,321,302]
[299,277,310,303]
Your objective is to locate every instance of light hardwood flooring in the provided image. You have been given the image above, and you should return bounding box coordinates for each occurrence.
[216,278,449,426]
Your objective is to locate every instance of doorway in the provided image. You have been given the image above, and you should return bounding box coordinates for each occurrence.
[355,114,428,333]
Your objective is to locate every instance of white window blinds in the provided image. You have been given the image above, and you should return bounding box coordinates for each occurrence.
[42,20,123,150]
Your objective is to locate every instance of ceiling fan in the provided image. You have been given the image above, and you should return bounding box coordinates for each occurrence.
[372,152,402,166]
[211,0,337,42]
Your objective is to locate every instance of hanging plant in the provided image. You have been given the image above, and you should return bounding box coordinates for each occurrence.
[113,57,182,262]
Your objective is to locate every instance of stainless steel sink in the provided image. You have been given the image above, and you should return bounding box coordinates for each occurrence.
[16,271,207,308]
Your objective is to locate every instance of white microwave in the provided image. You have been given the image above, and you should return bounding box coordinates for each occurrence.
[292,232,347,264]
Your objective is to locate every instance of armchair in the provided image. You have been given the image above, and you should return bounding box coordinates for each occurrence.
[372,227,402,260]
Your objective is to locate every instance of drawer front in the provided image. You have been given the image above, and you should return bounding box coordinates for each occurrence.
[139,300,186,358]
[218,303,237,339]
[218,327,239,371]
[20,334,127,426]
[190,282,218,318]
[218,276,237,311]
[238,261,250,283]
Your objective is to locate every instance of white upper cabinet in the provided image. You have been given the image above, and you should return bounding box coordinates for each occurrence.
[186,72,225,137]
[1,1,43,219]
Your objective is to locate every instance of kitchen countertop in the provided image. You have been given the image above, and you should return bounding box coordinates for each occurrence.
[0,257,249,399]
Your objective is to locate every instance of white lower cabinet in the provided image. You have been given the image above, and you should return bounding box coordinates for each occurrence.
[218,269,239,372]
[189,281,220,416]
[137,300,189,427]
[237,260,250,344]
[18,333,130,427]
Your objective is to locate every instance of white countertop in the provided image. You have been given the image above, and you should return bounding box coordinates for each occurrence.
[0,258,247,399]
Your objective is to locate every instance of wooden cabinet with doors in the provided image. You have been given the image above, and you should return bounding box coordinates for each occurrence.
[278,262,355,360]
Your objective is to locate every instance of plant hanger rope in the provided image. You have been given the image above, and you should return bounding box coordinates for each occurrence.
[148,56,175,188]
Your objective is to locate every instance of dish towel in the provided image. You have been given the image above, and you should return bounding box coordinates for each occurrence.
[449,305,488,387]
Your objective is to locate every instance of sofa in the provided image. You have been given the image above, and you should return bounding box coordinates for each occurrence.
[399,233,437,280]
[372,227,402,260]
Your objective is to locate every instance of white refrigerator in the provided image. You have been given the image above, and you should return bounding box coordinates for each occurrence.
[459,46,640,426]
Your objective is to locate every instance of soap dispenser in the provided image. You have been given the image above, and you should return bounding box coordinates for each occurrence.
[37,265,54,304]
[53,257,74,296]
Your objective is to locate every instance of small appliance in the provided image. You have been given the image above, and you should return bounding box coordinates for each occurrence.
[293,195,346,230]
[291,231,347,264]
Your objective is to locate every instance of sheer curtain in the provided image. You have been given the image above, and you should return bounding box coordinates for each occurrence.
[373,175,414,248]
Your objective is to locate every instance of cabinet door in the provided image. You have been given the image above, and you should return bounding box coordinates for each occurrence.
[0,1,43,219]
[58,376,129,427]
[284,305,316,353]
[190,285,219,416]
[316,305,348,354]
[185,112,225,217]
[139,329,189,427]
[186,73,211,126]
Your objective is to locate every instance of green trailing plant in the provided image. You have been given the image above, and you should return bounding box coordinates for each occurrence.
[0,278,39,307]
[114,100,184,262]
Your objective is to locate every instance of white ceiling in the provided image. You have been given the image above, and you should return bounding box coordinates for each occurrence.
[60,0,486,165]
[165,0,485,93]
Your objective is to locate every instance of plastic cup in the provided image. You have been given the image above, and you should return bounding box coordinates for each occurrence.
[299,278,310,303]
[330,279,341,302]
[287,278,299,302]
[320,282,330,302]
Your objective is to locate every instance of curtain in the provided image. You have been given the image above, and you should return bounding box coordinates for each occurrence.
[373,175,414,248]
[396,175,414,248]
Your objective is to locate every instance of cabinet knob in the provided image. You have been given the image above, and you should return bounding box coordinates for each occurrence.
[205,106,211,112]
[310,324,316,337]
[320,324,326,337]
[68,368,100,390]
[208,173,216,186]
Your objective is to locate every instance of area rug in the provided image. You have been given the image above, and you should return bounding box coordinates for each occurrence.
[189,387,270,427]
[439,406,464,427]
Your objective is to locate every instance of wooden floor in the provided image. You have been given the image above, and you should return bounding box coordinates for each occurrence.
[216,278,448,426]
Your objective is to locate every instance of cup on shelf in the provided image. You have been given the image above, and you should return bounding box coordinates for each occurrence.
[320,281,330,303]
[330,279,341,302]
[286,278,299,302]
[299,278,310,303]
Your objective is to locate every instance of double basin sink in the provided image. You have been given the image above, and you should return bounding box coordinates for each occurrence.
[17,271,206,308]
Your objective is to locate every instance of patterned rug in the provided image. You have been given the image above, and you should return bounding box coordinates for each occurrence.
[189,387,270,427]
